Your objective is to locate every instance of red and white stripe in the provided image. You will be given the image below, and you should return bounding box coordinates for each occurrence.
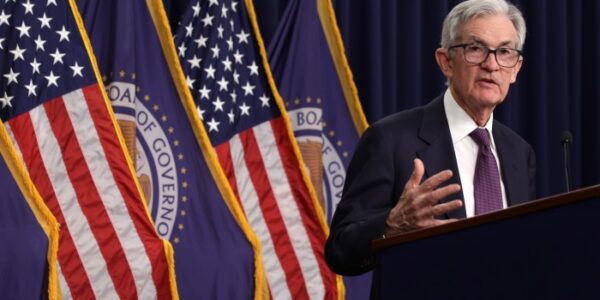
[216,117,338,299]
[5,84,172,299]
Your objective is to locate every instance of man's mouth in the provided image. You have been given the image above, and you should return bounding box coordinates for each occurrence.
[477,77,497,85]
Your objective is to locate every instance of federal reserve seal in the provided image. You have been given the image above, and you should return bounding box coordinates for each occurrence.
[287,97,349,222]
[105,79,187,242]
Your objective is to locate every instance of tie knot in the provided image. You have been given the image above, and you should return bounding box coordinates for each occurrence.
[470,128,491,147]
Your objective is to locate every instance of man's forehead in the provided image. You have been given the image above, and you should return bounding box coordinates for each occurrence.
[457,15,518,46]
[464,36,516,47]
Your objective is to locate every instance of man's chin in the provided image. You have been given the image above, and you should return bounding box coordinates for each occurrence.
[472,91,505,105]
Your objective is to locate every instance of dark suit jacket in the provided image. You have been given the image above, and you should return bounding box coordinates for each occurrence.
[325,94,536,276]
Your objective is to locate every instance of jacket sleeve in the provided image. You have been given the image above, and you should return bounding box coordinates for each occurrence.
[325,124,397,275]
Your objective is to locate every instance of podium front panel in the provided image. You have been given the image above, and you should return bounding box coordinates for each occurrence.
[377,197,600,299]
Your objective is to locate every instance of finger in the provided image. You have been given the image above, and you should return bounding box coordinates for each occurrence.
[424,184,461,206]
[405,158,425,190]
[430,199,463,217]
[417,168,454,193]
[413,183,460,209]
[429,218,460,227]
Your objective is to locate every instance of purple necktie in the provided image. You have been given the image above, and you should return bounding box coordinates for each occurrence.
[470,128,503,215]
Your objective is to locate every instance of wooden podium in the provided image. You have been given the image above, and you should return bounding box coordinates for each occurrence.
[372,184,600,299]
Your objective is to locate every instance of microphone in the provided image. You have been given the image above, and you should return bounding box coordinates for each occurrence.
[560,131,573,192]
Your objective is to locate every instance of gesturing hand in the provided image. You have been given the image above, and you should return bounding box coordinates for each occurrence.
[384,158,463,237]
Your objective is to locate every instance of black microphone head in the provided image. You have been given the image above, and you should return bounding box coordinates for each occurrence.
[561,131,573,144]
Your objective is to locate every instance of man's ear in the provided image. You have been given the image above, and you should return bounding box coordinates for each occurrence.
[510,58,523,83]
[435,48,453,79]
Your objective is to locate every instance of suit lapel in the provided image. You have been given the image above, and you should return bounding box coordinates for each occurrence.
[493,123,522,206]
[416,96,466,219]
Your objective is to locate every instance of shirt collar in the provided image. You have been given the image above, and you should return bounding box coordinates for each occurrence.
[443,89,495,146]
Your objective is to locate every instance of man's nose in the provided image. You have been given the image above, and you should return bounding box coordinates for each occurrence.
[481,51,500,71]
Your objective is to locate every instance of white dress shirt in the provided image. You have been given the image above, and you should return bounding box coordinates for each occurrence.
[443,89,507,217]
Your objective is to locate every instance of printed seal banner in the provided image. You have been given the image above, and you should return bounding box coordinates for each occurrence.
[267,0,371,298]
[174,0,342,298]
[0,0,177,298]
[76,0,266,298]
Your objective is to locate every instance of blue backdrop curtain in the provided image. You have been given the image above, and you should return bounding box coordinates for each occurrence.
[165,0,600,206]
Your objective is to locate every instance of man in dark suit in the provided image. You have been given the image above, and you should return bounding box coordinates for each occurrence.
[325,0,536,276]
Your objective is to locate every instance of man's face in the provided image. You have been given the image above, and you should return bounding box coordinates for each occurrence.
[438,14,522,112]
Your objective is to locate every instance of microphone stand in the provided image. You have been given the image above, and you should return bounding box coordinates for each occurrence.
[561,131,572,192]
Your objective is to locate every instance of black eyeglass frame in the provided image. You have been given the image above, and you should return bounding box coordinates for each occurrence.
[448,43,523,68]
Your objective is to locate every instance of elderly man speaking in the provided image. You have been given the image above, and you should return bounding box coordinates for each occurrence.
[325,0,536,278]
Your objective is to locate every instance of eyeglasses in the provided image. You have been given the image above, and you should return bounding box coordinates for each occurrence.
[448,43,522,68]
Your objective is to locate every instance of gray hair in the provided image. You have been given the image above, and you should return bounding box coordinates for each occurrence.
[440,0,526,50]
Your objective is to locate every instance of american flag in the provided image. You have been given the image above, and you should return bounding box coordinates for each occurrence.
[77,0,265,298]
[268,0,371,297]
[0,0,175,298]
[175,0,340,299]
